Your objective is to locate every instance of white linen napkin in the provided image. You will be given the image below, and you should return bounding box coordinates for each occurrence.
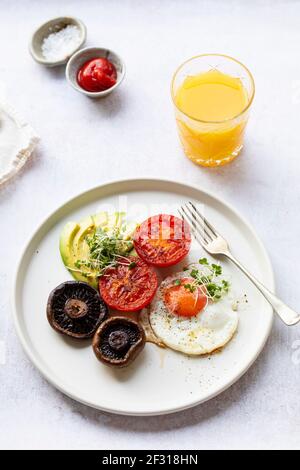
[0,101,39,187]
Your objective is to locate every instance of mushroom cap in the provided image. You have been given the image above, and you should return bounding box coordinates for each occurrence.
[47,281,108,339]
[92,316,145,367]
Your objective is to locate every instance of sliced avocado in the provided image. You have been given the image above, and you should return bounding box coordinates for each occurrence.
[73,212,108,284]
[60,212,136,289]
[59,221,97,286]
[104,212,125,234]
[74,215,95,248]
[74,217,95,269]
[116,220,138,255]
[92,211,108,228]
[59,221,80,267]
[60,216,96,288]
[122,221,138,240]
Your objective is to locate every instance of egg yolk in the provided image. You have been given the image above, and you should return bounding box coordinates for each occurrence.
[163,278,207,317]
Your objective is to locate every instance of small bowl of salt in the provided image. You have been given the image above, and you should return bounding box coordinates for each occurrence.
[29,17,86,67]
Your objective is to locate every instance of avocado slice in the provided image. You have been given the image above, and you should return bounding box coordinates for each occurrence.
[72,212,108,261]
[92,211,108,228]
[59,212,137,289]
[59,221,80,267]
[122,221,138,240]
[104,212,125,234]
[59,219,97,287]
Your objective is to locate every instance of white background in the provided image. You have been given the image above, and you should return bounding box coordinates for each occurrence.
[1,0,300,450]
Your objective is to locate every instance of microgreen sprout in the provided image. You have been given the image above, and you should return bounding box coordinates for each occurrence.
[70,225,135,278]
[128,261,137,270]
[184,283,196,293]
[183,259,230,302]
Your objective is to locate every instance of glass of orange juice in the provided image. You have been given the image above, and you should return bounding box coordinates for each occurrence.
[171,54,255,167]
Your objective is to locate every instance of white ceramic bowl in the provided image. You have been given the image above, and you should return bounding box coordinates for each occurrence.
[66,47,126,98]
[29,16,86,67]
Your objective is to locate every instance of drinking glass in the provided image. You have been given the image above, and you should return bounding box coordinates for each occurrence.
[171,54,255,167]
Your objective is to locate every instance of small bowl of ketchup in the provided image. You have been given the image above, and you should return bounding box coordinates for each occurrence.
[66,47,125,98]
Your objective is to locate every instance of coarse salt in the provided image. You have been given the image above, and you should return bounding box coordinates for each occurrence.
[41,25,82,62]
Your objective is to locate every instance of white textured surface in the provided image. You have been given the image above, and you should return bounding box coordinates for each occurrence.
[1,0,300,450]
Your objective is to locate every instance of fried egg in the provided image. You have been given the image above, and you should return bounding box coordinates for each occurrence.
[149,268,238,355]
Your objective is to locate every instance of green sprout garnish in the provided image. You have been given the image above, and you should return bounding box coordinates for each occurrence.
[128,261,137,270]
[212,263,222,276]
[184,283,196,293]
[183,259,230,302]
[70,225,134,278]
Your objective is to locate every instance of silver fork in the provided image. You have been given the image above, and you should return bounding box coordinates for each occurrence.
[179,201,300,326]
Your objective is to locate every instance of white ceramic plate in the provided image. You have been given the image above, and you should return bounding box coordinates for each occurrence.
[13,178,274,416]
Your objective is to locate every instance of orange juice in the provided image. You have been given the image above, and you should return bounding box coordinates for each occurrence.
[172,56,254,167]
[176,70,248,122]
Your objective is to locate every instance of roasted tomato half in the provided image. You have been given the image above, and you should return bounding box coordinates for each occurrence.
[133,214,191,267]
[99,256,158,311]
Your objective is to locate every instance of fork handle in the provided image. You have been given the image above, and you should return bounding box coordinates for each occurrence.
[224,251,300,326]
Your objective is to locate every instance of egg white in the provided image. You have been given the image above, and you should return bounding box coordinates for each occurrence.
[149,268,238,355]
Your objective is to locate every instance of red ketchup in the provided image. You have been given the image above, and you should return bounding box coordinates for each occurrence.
[77,58,117,92]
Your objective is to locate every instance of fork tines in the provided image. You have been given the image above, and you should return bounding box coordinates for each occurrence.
[178,201,217,247]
